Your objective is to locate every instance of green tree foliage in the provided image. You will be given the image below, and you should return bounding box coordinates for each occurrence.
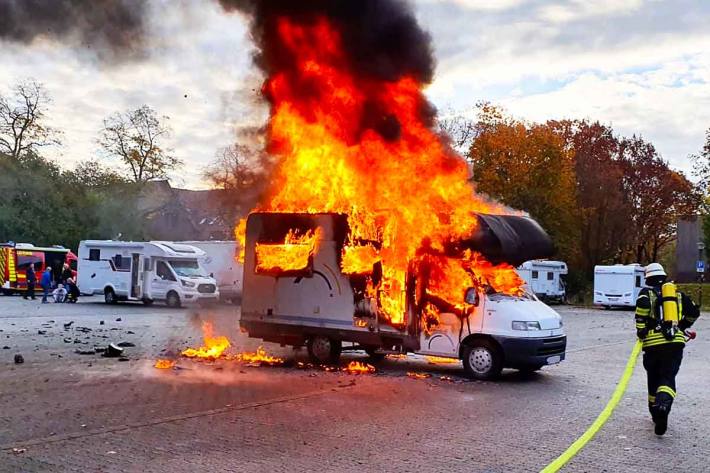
[0,154,147,250]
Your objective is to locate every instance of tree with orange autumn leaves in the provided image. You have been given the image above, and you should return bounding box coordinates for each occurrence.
[464,104,700,286]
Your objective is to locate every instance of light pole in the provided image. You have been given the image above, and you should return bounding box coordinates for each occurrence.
[697,241,705,307]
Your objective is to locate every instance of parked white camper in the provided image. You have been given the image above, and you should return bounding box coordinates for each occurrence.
[593,264,645,308]
[77,241,219,307]
[179,241,243,303]
[240,213,566,380]
[517,260,568,302]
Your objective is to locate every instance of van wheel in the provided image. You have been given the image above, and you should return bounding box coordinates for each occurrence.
[104,288,117,305]
[307,336,341,364]
[462,339,503,380]
[166,291,181,308]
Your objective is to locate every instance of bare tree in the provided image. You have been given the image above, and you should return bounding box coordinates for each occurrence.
[437,108,477,152]
[99,105,181,182]
[203,144,263,221]
[0,79,61,159]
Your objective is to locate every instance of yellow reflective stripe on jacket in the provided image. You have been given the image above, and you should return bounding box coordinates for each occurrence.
[657,385,676,398]
[648,395,656,403]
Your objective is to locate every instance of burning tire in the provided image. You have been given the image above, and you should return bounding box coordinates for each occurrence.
[166,291,181,308]
[462,339,503,380]
[104,288,117,305]
[307,336,341,364]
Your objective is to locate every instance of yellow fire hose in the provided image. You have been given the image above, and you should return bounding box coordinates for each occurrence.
[540,340,643,473]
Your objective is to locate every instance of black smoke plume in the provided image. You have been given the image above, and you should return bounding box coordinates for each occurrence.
[218,0,437,139]
[218,0,434,83]
[0,0,147,60]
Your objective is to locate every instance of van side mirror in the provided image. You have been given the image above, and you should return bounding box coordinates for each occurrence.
[464,287,479,306]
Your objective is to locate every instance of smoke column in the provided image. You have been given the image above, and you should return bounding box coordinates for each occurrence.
[0,0,147,60]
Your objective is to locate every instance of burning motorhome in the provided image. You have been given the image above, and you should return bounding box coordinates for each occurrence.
[224,0,566,378]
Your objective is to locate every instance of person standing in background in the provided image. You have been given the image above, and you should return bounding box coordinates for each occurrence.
[23,263,37,300]
[40,267,52,304]
[61,262,73,285]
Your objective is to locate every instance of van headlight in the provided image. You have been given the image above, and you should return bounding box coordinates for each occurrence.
[181,279,196,288]
[512,321,541,331]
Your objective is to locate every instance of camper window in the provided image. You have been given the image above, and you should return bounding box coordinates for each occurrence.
[89,249,100,261]
[547,272,554,280]
[112,255,131,272]
[532,271,539,279]
[156,261,176,281]
[635,275,641,287]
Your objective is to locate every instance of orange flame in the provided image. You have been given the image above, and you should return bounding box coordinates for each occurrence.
[237,17,524,326]
[255,227,321,274]
[181,321,231,360]
[235,346,284,365]
[341,244,379,275]
[407,372,431,380]
[344,361,375,374]
[154,359,176,369]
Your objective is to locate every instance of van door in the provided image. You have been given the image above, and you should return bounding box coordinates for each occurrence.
[130,253,141,299]
[152,260,175,300]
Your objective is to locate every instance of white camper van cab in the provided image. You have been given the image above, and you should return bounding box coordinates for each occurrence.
[593,264,645,308]
[178,241,243,303]
[240,213,566,380]
[517,260,568,302]
[77,241,219,307]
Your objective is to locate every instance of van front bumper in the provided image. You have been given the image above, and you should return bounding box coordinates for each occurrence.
[493,335,567,368]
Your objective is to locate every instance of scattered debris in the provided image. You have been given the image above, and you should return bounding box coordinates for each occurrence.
[63,338,72,344]
[2,346,9,350]
[37,330,46,335]
[115,318,122,322]
[407,372,431,380]
[103,343,124,358]
[63,321,74,329]
[12,447,26,455]
[14,354,24,364]
[76,327,92,333]
[116,341,135,348]
[75,349,96,355]
[118,357,129,362]
[94,347,107,353]
[99,320,105,325]
[126,330,135,334]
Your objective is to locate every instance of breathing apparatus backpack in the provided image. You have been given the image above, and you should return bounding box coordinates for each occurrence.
[657,282,679,340]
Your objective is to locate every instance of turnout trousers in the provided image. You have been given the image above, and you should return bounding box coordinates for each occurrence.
[642,344,683,416]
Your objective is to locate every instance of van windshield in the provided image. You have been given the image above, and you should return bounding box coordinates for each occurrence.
[485,285,536,301]
[169,260,207,278]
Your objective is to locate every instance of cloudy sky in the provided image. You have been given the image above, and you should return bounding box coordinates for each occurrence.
[1,0,709,188]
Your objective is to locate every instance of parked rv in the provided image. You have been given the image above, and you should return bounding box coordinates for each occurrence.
[77,241,219,307]
[593,264,645,308]
[517,260,568,303]
[1,243,77,296]
[240,212,566,380]
[178,241,243,303]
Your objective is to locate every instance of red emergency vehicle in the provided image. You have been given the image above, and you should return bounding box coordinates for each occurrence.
[0,243,77,295]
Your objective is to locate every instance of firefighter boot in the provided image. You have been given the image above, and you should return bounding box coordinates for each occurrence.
[654,393,673,436]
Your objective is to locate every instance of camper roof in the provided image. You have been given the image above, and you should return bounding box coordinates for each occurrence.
[594,264,644,275]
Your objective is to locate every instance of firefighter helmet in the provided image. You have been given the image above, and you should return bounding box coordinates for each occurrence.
[645,263,667,279]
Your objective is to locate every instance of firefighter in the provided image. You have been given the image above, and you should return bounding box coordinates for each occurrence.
[634,263,700,435]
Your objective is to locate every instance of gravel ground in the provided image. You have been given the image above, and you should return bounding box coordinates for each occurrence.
[0,296,708,472]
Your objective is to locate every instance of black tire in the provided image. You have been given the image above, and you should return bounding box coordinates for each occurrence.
[142,298,154,306]
[307,336,342,364]
[104,288,117,305]
[166,291,181,308]
[365,347,386,363]
[462,339,503,380]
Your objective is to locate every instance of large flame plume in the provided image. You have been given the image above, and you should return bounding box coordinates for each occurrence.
[231,1,524,327]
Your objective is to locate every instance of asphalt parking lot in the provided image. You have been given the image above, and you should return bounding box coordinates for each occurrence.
[1,296,708,472]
